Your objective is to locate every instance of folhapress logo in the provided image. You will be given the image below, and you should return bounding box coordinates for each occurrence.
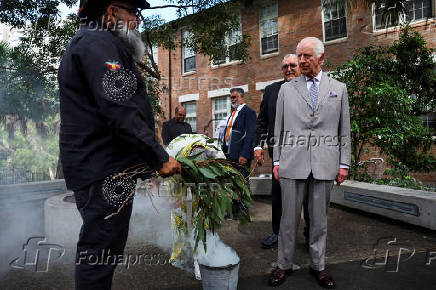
[9,237,65,272]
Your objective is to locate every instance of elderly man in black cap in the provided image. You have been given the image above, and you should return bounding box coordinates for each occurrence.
[58,1,181,289]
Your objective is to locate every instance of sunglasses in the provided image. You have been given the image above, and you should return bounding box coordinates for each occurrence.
[282,63,298,69]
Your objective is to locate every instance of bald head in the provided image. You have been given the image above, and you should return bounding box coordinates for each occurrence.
[175,105,186,122]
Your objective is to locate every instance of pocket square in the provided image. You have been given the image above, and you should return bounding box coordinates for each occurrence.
[329,91,338,98]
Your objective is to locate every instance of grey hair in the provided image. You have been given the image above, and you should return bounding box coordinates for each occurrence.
[282,53,298,65]
[230,87,244,96]
[296,37,324,58]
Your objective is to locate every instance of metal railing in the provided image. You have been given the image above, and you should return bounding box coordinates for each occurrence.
[0,167,50,185]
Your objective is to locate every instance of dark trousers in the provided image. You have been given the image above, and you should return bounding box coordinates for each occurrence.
[74,180,133,290]
[228,156,251,213]
[271,164,310,238]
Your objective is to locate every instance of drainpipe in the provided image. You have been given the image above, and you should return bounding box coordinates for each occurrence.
[168,47,172,119]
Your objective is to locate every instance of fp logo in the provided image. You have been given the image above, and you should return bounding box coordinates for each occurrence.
[362,237,415,273]
[9,237,65,272]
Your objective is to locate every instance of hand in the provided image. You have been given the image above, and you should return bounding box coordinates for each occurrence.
[159,156,181,177]
[336,168,348,186]
[273,166,280,181]
[254,149,264,165]
[238,156,248,165]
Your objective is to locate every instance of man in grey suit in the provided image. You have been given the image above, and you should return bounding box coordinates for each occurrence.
[269,37,351,289]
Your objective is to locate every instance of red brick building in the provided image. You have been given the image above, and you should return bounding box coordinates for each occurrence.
[155,0,436,182]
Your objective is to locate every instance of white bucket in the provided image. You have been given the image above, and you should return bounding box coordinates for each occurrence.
[199,263,240,290]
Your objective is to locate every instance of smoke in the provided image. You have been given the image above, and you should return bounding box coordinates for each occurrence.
[196,232,240,268]
[133,178,240,272]
[129,178,175,253]
[0,195,46,275]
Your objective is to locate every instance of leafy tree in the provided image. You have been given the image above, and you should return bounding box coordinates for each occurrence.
[0,42,58,141]
[330,26,436,176]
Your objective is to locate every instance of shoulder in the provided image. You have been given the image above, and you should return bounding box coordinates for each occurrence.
[72,27,120,57]
[282,77,301,90]
[265,80,285,92]
[242,105,256,115]
[324,74,346,89]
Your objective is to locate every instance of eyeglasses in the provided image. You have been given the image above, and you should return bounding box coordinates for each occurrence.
[112,4,142,18]
[282,63,298,69]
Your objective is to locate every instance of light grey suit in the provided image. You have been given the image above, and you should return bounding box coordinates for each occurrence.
[273,73,351,271]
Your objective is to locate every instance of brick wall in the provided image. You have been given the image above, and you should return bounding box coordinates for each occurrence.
[155,0,436,184]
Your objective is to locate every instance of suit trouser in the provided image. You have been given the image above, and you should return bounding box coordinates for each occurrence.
[277,174,332,271]
[74,180,133,290]
[271,164,310,236]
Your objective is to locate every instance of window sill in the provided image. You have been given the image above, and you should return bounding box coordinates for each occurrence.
[324,37,348,46]
[260,51,279,60]
[210,60,243,69]
[372,18,436,35]
[182,71,196,77]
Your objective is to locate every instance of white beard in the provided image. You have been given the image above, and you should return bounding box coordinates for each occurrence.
[113,24,146,62]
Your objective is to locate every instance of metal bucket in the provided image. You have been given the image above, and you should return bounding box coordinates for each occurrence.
[199,263,240,290]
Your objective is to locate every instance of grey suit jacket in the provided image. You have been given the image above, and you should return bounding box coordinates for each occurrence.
[273,74,351,180]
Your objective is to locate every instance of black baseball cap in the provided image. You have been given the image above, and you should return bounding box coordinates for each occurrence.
[79,0,150,18]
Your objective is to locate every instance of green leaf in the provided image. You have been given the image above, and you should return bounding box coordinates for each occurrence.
[198,167,217,179]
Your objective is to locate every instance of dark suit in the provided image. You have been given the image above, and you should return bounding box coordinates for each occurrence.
[256,80,309,237]
[223,104,256,216]
[223,104,257,179]
[161,118,192,146]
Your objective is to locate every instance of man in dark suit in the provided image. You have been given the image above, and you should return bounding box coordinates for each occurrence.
[222,88,257,217]
[255,54,310,249]
[162,105,193,146]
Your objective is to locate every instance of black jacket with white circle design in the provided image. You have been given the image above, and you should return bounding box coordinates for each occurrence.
[58,24,169,191]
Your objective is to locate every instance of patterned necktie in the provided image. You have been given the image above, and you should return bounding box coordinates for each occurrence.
[310,78,318,111]
[225,110,236,142]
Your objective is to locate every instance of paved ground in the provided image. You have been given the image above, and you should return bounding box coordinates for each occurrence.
[1,196,436,289]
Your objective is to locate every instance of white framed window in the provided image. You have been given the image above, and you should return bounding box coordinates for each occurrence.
[213,16,243,65]
[259,1,279,55]
[322,0,347,42]
[183,101,197,132]
[212,96,231,132]
[182,30,196,73]
[373,0,433,30]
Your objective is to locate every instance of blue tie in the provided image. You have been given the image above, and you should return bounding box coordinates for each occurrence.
[310,78,318,111]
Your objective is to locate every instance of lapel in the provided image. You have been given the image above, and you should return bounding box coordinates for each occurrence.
[233,105,245,128]
[316,73,332,111]
[292,76,312,109]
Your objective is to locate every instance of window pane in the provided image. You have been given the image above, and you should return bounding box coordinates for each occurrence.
[261,34,278,54]
[324,0,347,40]
[184,56,196,72]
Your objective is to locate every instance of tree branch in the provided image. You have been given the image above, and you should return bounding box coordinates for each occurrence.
[147,4,201,9]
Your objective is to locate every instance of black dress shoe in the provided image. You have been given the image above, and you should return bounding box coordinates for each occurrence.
[269,266,292,286]
[310,268,336,289]
[261,233,278,249]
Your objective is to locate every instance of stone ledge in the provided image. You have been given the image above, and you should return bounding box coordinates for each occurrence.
[331,180,436,230]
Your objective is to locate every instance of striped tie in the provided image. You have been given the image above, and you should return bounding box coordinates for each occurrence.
[310,78,318,111]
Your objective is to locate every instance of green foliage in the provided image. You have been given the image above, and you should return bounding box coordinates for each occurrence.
[376,160,435,191]
[0,41,58,141]
[330,26,436,175]
[0,118,59,176]
[174,152,252,252]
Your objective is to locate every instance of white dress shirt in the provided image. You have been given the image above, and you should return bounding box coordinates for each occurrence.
[224,103,245,146]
